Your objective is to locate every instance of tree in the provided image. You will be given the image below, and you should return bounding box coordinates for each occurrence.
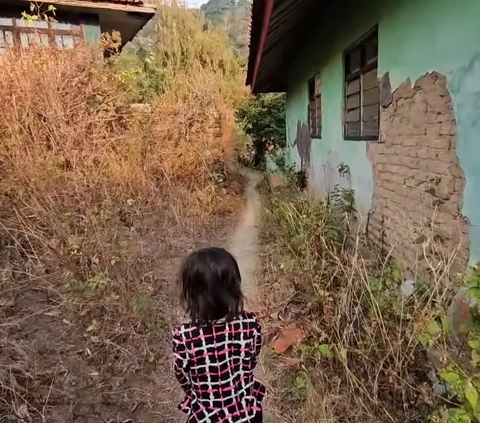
[236,93,286,168]
[200,0,251,57]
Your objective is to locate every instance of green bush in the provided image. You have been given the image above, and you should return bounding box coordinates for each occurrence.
[236,93,286,169]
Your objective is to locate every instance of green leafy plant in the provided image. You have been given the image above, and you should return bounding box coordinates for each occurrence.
[236,93,286,169]
[431,265,480,422]
[22,2,56,22]
[270,151,307,189]
[291,370,309,400]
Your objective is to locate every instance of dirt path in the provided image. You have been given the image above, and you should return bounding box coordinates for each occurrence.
[229,172,277,423]
[229,172,262,309]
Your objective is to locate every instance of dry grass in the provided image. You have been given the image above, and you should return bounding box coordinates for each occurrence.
[259,183,465,423]
[0,41,243,422]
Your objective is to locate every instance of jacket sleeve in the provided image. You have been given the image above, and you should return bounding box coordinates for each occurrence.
[172,327,192,396]
[251,319,263,370]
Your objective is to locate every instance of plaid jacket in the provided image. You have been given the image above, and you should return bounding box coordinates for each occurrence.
[172,311,265,423]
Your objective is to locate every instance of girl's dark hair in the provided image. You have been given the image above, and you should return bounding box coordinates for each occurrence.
[179,247,244,323]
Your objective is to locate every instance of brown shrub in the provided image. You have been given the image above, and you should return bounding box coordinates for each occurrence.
[0,45,241,421]
[259,186,463,423]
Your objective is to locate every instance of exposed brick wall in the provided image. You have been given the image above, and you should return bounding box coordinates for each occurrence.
[367,72,470,275]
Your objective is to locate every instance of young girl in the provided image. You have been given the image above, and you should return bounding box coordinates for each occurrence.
[173,247,265,423]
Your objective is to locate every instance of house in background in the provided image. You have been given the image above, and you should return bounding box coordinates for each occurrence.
[0,0,155,51]
[247,0,480,274]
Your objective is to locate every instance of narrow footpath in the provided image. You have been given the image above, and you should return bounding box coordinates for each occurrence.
[229,171,277,423]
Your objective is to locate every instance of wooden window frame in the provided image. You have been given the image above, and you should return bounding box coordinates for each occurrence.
[308,73,322,139]
[343,28,379,141]
[0,18,84,50]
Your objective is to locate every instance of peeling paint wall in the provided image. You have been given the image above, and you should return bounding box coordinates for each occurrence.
[368,73,469,274]
[284,0,480,268]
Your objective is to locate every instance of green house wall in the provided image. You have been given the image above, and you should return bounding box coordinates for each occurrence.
[284,0,480,266]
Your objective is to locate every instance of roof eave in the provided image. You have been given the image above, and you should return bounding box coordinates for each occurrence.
[246,0,274,92]
[6,0,156,15]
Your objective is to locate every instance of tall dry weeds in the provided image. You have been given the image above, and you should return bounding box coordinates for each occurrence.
[260,184,464,423]
[0,31,242,420]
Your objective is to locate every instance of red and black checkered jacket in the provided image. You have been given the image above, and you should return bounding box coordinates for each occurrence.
[172,311,265,423]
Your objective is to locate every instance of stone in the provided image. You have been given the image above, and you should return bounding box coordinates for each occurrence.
[400,279,415,297]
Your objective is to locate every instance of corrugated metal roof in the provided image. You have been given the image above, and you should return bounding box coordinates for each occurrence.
[247,0,317,93]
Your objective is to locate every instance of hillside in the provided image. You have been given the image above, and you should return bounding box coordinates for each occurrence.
[201,0,251,57]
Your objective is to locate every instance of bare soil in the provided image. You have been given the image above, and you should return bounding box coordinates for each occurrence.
[0,213,237,423]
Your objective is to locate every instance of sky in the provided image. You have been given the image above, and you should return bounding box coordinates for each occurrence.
[184,0,208,7]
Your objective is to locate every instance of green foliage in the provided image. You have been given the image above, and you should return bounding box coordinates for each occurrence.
[201,0,251,57]
[115,2,246,104]
[299,342,333,362]
[70,273,110,300]
[466,266,480,299]
[22,3,56,22]
[116,50,163,102]
[270,151,307,189]
[236,93,286,169]
[431,264,480,422]
[290,370,309,400]
[266,191,345,262]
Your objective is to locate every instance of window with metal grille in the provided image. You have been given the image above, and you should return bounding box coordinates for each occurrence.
[344,29,379,141]
[0,17,83,52]
[308,73,322,138]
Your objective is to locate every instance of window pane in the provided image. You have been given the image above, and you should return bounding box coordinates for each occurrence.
[348,48,361,73]
[362,86,379,106]
[346,108,360,123]
[315,75,321,93]
[345,122,360,138]
[362,104,379,122]
[362,68,378,90]
[346,93,360,110]
[346,78,360,95]
[365,35,378,64]
[315,96,321,110]
[363,120,379,138]
[308,78,315,100]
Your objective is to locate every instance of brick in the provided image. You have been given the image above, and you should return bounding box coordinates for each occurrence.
[446,164,464,178]
[418,158,450,174]
[370,144,385,155]
[428,150,455,163]
[367,72,469,276]
[440,120,455,136]
[383,172,406,185]
[390,155,419,168]
[416,147,429,159]
[427,135,451,150]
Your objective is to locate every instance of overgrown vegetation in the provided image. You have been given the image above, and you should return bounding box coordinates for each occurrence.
[0,3,244,421]
[236,93,286,169]
[260,176,479,423]
[116,1,247,103]
[200,0,251,57]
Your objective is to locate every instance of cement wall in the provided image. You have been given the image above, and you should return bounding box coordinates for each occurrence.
[284,0,480,269]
